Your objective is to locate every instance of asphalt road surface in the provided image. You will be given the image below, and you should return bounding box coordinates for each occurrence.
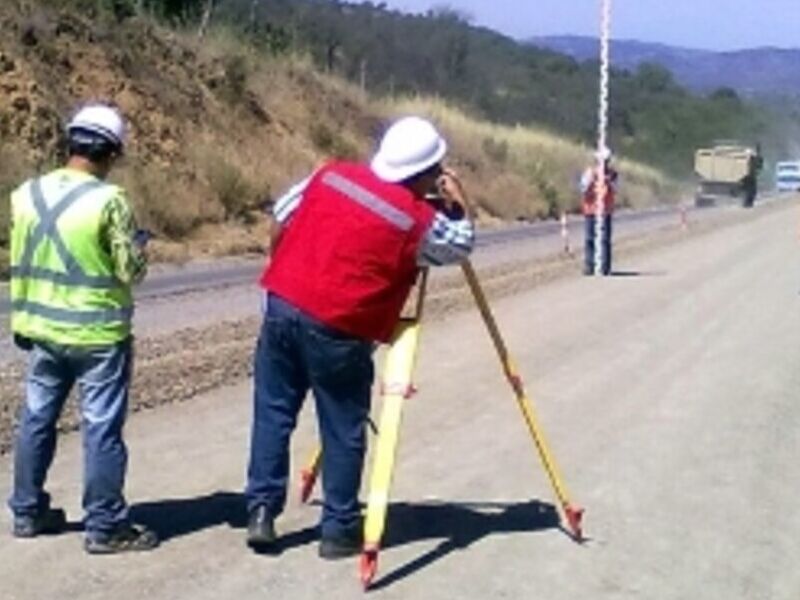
[0,203,716,318]
[0,202,736,363]
[0,199,798,599]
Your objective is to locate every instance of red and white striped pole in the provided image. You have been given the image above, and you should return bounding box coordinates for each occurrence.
[560,211,572,255]
[594,0,612,275]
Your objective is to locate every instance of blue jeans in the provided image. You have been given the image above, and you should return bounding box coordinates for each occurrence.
[8,339,132,536]
[584,214,613,275]
[246,294,374,538]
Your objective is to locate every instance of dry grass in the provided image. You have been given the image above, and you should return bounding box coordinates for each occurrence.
[381,96,683,219]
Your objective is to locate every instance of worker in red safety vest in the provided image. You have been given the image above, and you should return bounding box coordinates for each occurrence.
[580,148,618,275]
[245,116,475,558]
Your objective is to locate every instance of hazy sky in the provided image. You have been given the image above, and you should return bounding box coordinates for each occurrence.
[352,0,800,51]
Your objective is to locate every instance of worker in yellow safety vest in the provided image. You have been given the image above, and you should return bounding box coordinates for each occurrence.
[7,103,159,554]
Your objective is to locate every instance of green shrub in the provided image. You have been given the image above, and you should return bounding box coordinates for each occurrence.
[0,195,9,250]
[482,136,509,164]
[207,159,260,221]
[216,54,250,105]
[122,166,211,239]
[0,144,29,254]
[1,178,15,280]
[309,122,357,158]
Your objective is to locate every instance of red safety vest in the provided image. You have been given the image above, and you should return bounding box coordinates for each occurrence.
[262,161,436,342]
[582,166,617,216]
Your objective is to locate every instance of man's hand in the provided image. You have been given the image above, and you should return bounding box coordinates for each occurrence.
[134,229,152,249]
[436,168,472,218]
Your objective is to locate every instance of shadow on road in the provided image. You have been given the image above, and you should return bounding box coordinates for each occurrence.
[371,499,559,590]
[130,493,558,580]
[608,269,667,277]
[130,491,318,553]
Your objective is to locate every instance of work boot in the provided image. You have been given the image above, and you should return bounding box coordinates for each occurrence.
[84,523,159,555]
[12,508,67,538]
[246,506,276,549]
[318,526,363,560]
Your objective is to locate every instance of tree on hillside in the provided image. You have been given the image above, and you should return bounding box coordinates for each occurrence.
[633,63,677,95]
[197,0,216,37]
[428,4,473,25]
[130,0,784,177]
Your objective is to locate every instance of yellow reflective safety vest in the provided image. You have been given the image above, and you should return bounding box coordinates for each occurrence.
[9,168,133,345]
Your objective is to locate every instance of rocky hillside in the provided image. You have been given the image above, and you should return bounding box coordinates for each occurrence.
[0,1,677,275]
[0,1,384,262]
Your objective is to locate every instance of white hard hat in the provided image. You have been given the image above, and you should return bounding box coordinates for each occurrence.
[67,103,126,148]
[370,116,448,182]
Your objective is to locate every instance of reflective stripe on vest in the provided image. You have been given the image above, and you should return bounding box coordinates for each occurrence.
[9,265,116,289]
[321,171,414,232]
[11,300,133,324]
[262,161,436,342]
[15,178,117,288]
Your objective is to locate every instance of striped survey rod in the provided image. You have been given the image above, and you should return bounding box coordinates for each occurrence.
[460,259,584,541]
[594,0,613,275]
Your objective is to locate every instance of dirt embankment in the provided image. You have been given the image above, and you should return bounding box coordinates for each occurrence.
[0,1,382,262]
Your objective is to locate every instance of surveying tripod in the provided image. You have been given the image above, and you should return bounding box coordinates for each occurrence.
[299,260,584,589]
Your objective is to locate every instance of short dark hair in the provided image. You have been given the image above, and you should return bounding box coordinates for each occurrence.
[67,128,121,163]
[405,161,442,184]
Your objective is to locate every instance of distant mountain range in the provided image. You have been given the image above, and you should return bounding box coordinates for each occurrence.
[531,35,800,97]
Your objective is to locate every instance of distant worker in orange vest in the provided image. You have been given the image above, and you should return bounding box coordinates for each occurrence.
[245,116,475,558]
[580,148,618,275]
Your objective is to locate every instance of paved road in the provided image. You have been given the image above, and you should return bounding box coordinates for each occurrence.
[0,202,701,362]
[0,200,798,599]
[0,203,704,317]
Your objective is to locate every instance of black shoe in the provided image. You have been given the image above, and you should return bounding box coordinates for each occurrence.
[319,527,363,560]
[246,506,276,549]
[84,523,159,555]
[13,508,67,538]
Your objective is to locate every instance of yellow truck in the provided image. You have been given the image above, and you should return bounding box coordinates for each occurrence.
[694,142,763,208]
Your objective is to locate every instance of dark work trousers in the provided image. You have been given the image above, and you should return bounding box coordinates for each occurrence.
[583,214,613,275]
[245,293,374,538]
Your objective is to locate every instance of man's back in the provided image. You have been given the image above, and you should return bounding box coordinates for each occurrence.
[10,168,138,346]
[264,161,436,342]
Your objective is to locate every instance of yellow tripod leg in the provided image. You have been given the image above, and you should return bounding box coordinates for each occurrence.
[460,260,584,541]
[297,270,427,507]
[359,269,429,589]
[359,317,423,588]
[298,447,322,504]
